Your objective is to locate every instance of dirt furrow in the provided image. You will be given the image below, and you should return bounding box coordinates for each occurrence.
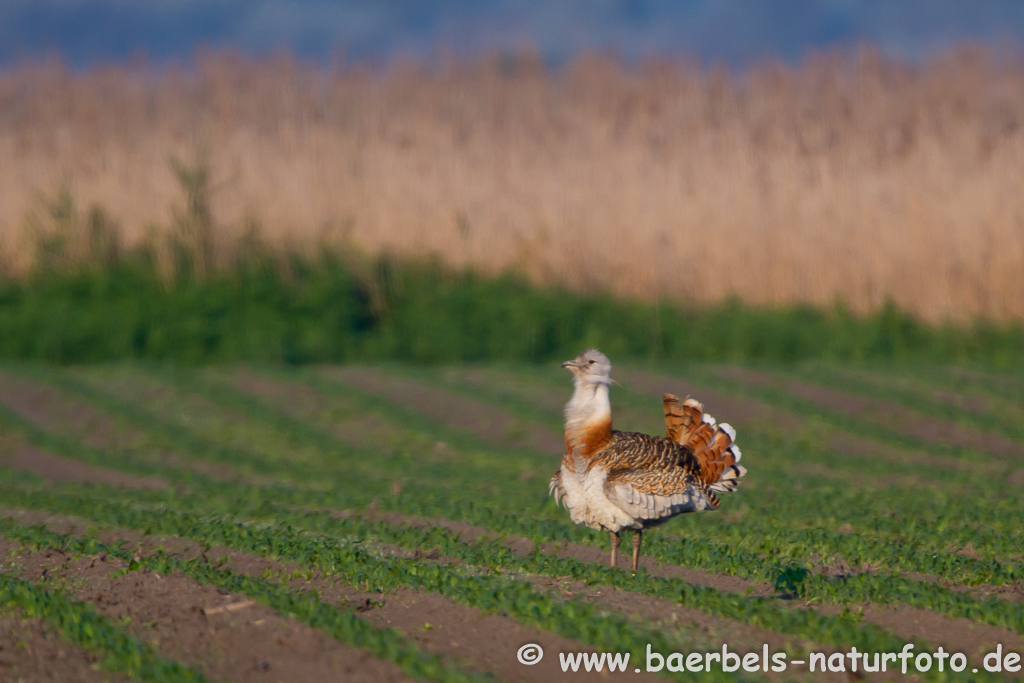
[0,371,247,486]
[0,533,415,683]
[321,366,566,454]
[0,613,132,683]
[3,370,1020,673]
[231,369,401,449]
[0,434,168,491]
[0,371,145,452]
[0,509,661,683]
[365,509,1024,664]
[617,368,1014,476]
[716,367,1024,460]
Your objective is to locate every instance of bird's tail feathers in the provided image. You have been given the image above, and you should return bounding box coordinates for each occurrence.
[663,393,746,492]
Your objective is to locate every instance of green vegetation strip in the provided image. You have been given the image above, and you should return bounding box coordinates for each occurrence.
[0,385,1019,679]
[0,573,207,682]
[1,520,490,683]
[0,497,755,683]
[779,363,1024,446]
[0,480,1009,681]
[684,364,995,463]
[4,237,1024,366]
[292,365,1024,578]
[0,481,951,653]
[10,361,1020,594]
[4,363,1023,595]
[322,363,1024,563]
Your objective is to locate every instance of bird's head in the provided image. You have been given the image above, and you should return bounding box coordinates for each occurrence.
[562,348,612,386]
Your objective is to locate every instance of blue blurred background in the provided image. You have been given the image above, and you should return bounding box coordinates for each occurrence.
[4,0,1024,68]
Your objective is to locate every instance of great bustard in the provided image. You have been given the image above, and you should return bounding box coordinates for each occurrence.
[549,349,746,571]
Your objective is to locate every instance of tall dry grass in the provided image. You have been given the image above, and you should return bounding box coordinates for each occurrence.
[2,48,1024,321]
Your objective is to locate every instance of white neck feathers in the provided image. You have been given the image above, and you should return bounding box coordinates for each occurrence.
[564,376,611,450]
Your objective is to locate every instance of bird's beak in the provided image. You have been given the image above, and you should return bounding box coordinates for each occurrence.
[561,360,579,369]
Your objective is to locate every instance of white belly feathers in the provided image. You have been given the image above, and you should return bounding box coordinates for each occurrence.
[557,462,640,533]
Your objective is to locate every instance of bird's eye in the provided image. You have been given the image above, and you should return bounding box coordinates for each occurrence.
[588,360,596,364]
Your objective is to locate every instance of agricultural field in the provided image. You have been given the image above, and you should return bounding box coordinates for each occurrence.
[0,359,1022,681]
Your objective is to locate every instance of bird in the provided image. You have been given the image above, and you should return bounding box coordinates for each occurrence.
[549,348,746,571]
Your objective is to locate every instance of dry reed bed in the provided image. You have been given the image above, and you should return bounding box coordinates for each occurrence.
[2,48,1024,321]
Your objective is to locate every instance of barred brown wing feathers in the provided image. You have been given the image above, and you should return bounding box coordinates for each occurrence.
[600,432,719,499]
[612,466,719,502]
[594,431,676,472]
[604,453,720,521]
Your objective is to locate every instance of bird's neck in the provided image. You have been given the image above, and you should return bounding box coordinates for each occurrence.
[564,378,612,457]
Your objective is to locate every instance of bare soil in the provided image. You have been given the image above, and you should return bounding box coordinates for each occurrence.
[0,534,416,683]
[2,367,1019,681]
[821,602,1024,664]
[0,510,662,683]
[619,368,1014,477]
[367,508,1024,673]
[230,369,409,449]
[717,367,1024,460]
[321,366,566,454]
[0,439,167,491]
[0,613,131,683]
[0,372,151,454]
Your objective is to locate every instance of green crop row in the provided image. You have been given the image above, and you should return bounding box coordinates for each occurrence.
[777,362,1024,447]
[205,364,1024,569]
[0,491,761,683]
[682,364,992,463]
[0,368,978,593]
[2,412,1020,653]
[0,572,207,682]
[5,362,1022,590]
[343,361,1016,527]
[0,477,1009,681]
[8,360,1024,589]
[390,360,999,493]
[3,394,1018,624]
[0,519,492,683]
[0,478,985,661]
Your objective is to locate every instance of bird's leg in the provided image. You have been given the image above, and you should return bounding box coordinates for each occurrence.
[631,529,643,572]
[610,531,620,568]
